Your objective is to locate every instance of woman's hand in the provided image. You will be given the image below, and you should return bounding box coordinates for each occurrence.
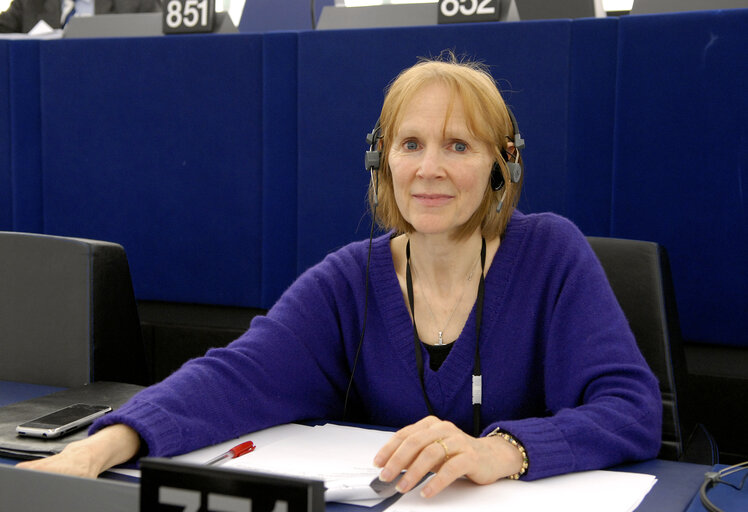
[373,416,524,498]
[16,424,141,478]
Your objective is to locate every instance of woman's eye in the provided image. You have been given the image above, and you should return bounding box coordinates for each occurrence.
[454,142,467,152]
[404,141,419,150]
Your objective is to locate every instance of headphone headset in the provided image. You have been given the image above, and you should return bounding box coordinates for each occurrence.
[365,123,383,206]
[491,106,525,191]
[365,105,525,211]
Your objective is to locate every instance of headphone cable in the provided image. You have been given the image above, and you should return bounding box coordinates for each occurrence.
[343,170,379,419]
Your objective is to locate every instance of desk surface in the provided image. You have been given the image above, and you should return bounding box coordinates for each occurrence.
[0,381,64,408]
[0,381,713,511]
[0,380,65,465]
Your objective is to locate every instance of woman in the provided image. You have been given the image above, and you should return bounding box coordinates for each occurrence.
[19,54,662,499]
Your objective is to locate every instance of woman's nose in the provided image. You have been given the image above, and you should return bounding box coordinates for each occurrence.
[416,147,445,180]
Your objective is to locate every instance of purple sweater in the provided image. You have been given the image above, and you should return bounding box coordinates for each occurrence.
[93,211,662,480]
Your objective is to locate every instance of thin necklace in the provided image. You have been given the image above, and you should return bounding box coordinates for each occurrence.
[405,237,487,437]
[410,253,479,346]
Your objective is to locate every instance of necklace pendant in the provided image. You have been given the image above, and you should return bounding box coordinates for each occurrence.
[438,331,444,346]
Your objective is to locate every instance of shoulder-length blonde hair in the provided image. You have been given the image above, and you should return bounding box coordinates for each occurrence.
[368,54,523,241]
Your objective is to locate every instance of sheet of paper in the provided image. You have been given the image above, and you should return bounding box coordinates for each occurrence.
[388,470,656,512]
[0,21,63,39]
[223,423,396,504]
[112,422,655,512]
[172,423,313,465]
[106,423,313,479]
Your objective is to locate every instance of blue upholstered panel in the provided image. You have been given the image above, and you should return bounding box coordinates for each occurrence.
[39,34,265,306]
[0,42,10,231]
[7,40,43,234]
[568,17,619,236]
[261,32,299,308]
[613,10,748,346]
[239,0,334,32]
[4,11,742,350]
[296,20,573,273]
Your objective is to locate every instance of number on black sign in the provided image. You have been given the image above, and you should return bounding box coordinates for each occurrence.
[438,0,500,23]
[165,0,183,28]
[477,0,496,15]
[441,0,497,16]
[159,487,289,512]
[439,0,501,23]
[162,0,214,34]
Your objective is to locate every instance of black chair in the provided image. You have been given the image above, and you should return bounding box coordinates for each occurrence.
[0,232,149,387]
[587,236,718,464]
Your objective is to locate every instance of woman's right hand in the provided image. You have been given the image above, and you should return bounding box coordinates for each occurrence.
[16,423,141,478]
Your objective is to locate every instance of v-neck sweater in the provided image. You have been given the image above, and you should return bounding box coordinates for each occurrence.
[93,211,661,480]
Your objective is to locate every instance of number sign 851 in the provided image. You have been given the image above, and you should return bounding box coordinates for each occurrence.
[163,0,215,34]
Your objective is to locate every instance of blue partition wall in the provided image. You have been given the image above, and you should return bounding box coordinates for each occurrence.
[0,41,10,231]
[567,17,619,236]
[2,10,746,347]
[8,40,43,234]
[296,19,599,274]
[260,32,300,306]
[239,0,334,32]
[2,40,44,233]
[38,34,266,306]
[612,10,748,346]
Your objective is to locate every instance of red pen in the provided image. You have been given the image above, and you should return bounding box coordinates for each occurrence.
[205,440,256,465]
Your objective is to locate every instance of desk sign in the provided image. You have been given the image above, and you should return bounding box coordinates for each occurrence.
[162,0,216,34]
[437,0,502,24]
[140,458,325,512]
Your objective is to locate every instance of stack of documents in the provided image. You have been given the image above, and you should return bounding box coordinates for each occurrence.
[170,423,657,511]
[174,423,394,505]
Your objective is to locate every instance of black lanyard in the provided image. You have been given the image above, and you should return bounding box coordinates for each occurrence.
[406,238,487,437]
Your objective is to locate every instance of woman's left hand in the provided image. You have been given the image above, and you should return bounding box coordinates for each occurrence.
[373,416,524,498]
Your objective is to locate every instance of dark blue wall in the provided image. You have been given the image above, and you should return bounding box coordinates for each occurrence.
[611,10,748,345]
[2,10,746,348]
[239,0,335,32]
[39,35,265,306]
[0,41,10,231]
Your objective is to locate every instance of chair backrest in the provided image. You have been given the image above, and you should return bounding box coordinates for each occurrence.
[587,236,690,461]
[0,232,149,387]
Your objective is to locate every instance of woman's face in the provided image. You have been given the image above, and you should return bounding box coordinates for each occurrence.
[388,82,494,239]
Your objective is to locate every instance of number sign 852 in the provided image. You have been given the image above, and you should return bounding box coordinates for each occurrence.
[437,0,501,23]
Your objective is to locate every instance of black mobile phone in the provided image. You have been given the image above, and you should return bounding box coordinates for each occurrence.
[15,403,112,439]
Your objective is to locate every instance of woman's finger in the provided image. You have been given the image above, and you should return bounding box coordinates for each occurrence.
[373,416,441,474]
[393,435,459,493]
[419,452,468,498]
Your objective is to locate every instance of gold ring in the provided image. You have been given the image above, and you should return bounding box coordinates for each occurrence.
[434,438,450,462]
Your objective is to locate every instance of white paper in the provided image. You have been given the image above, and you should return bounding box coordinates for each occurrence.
[28,20,55,35]
[106,423,313,479]
[389,470,657,512]
[111,422,656,512]
[0,21,62,39]
[171,423,313,465]
[223,423,395,504]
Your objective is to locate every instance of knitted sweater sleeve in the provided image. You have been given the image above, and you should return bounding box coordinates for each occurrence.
[484,216,662,480]
[90,245,364,457]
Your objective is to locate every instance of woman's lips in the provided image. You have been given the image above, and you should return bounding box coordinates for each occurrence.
[412,193,453,207]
